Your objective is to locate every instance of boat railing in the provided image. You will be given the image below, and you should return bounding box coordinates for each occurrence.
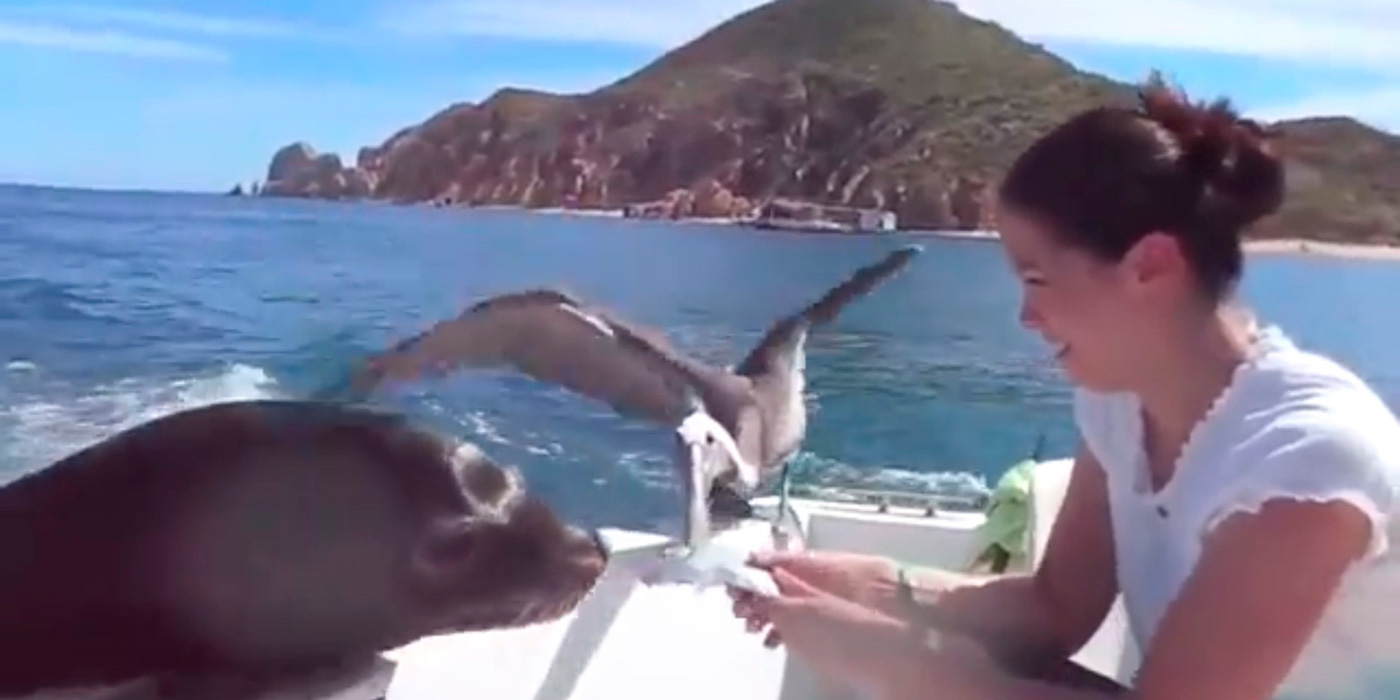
[779,483,990,516]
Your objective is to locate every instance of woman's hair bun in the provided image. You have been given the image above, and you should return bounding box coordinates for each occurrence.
[1138,74,1286,230]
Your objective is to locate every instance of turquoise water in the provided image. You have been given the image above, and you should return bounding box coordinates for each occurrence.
[2,182,1398,538]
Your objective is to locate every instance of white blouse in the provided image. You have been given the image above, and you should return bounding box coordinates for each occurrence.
[1074,324,1400,700]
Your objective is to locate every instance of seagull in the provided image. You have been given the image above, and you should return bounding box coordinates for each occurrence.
[342,244,923,553]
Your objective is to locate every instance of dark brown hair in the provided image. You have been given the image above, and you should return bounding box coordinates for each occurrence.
[997,74,1285,301]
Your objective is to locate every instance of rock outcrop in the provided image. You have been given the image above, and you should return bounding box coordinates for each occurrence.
[261,142,376,200]
[257,0,1400,244]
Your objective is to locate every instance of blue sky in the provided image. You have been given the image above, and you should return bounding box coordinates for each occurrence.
[1,0,1396,192]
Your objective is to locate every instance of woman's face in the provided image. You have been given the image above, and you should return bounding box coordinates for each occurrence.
[996,206,1164,393]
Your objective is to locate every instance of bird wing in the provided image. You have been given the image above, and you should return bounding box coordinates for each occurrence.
[733,244,922,378]
[731,245,922,466]
[350,289,720,426]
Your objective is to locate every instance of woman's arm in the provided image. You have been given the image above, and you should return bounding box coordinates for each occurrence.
[889,445,1119,674]
[1124,496,1370,700]
[882,491,1373,700]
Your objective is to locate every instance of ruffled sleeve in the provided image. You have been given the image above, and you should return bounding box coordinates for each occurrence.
[1201,419,1397,563]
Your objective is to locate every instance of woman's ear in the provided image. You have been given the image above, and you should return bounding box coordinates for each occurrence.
[1123,231,1189,291]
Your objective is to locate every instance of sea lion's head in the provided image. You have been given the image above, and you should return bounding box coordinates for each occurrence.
[403,439,609,633]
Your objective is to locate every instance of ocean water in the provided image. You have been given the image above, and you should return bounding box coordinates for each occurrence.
[2,182,1399,537]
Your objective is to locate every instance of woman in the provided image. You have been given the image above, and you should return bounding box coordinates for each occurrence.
[729,78,1400,700]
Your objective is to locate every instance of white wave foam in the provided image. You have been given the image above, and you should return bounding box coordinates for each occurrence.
[0,363,280,480]
[612,444,991,503]
[616,450,676,491]
[782,450,992,501]
[463,410,510,446]
[0,364,994,539]
[417,395,514,447]
[423,401,994,503]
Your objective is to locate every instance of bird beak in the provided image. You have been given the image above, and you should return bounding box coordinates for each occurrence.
[706,481,754,520]
[680,441,713,553]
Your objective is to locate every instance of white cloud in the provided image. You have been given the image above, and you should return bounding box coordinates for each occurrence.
[0,19,226,61]
[1251,87,1400,132]
[29,5,305,39]
[947,0,1400,130]
[950,0,1400,73]
[138,72,617,128]
[0,4,345,45]
[386,0,1400,72]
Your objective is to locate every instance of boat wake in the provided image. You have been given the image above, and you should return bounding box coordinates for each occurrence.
[0,362,280,483]
[0,361,991,508]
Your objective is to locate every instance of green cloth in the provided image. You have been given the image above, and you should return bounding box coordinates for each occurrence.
[969,457,1036,572]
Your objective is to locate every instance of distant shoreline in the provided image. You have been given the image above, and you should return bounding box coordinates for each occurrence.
[491,205,1400,261]
[909,230,1400,261]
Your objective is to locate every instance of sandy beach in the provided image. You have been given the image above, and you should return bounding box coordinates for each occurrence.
[912,229,1400,262]
[909,229,1001,241]
[1240,238,1400,261]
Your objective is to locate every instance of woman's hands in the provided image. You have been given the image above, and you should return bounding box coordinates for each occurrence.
[730,550,894,646]
[728,549,898,648]
[747,549,901,610]
[730,560,920,688]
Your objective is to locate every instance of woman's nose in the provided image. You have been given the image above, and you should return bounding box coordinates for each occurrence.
[1019,300,1041,330]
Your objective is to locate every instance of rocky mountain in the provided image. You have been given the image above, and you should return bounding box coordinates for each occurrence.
[1263,118,1400,244]
[258,0,1400,244]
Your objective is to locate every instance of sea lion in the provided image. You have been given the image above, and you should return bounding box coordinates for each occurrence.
[0,399,609,696]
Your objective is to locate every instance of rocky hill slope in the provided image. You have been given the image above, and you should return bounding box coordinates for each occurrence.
[258,0,1400,244]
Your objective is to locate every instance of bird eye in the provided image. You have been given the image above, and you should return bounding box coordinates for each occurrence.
[706,434,715,445]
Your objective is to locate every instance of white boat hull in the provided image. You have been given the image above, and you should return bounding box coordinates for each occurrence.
[383,456,1139,700]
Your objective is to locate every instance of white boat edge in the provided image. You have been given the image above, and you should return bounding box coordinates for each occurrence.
[14,456,1141,700]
